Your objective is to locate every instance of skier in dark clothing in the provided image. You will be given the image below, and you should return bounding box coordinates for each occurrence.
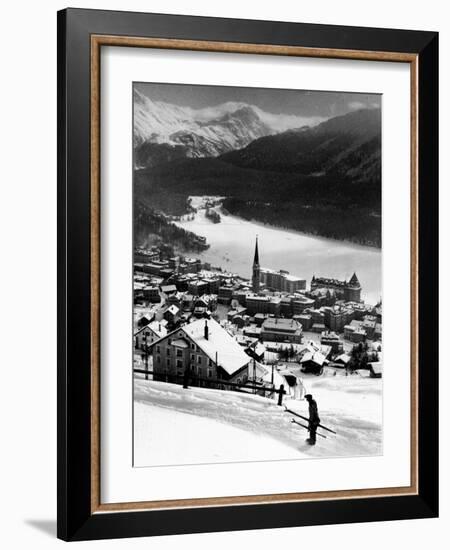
[305,394,320,445]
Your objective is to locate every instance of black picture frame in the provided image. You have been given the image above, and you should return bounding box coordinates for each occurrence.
[57,7,438,541]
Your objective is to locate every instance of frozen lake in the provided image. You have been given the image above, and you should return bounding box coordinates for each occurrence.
[175,199,382,305]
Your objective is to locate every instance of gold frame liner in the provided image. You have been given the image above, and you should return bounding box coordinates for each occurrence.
[90,35,419,514]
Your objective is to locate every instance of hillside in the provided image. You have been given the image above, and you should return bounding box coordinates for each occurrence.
[220,107,381,182]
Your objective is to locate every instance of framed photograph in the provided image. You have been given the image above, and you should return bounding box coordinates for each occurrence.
[57,8,438,541]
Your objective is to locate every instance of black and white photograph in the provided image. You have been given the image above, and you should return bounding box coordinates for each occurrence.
[132,83,383,467]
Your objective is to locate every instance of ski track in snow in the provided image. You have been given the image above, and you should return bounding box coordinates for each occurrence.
[134,374,382,466]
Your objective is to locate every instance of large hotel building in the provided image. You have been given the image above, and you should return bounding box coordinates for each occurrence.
[260,268,306,293]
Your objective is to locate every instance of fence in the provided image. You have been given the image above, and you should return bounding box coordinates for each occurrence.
[133,368,286,405]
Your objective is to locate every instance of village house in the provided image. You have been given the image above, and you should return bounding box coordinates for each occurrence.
[320,330,343,353]
[333,352,351,368]
[299,345,328,375]
[227,306,247,322]
[163,304,180,325]
[344,319,367,342]
[261,317,303,344]
[246,294,281,316]
[293,313,313,331]
[134,320,168,350]
[160,284,178,296]
[150,318,251,386]
[142,285,161,303]
[311,322,326,333]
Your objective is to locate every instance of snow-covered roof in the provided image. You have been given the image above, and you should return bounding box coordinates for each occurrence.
[134,320,168,338]
[182,318,250,376]
[161,285,177,293]
[369,362,383,375]
[166,305,180,315]
[299,350,326,366]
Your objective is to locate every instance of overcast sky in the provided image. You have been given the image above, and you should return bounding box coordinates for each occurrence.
[134,81,381,118]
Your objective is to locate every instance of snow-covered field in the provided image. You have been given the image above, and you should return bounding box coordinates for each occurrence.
[133,372,382,467]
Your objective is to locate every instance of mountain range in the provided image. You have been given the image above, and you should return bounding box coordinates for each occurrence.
[134,89,325,167]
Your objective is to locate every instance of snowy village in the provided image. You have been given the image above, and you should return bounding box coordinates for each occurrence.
[133,233,383,467]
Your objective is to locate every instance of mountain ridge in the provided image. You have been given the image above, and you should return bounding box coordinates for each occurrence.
[133,89,325,166]
[220,107,381,182]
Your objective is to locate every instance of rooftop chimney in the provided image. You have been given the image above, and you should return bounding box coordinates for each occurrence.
[204,320,209,340]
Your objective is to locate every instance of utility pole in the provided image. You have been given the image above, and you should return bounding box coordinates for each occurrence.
[143,333,149,381]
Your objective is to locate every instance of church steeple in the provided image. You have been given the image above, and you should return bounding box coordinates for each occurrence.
[253,236,260,265]
[252,236,260,294]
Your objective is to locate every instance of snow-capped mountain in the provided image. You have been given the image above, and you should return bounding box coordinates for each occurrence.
[133,89,325,167]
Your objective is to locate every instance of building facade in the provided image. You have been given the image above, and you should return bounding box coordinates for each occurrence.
[150,318,251,386]
[260,268,306,293]
[261,318,303,344]
[310,272,362,302]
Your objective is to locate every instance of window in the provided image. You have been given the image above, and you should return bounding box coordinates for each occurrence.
[156,356,161,364]
[168,339,172,345]
[166,358,170,366]
[208,358,213,367]
[176,360,183,369]
[167,348,170,356]
[156,345,160,353]
[208,369,213,378]
[197,356,202,364]
[176,349,182,357]
[191,354,195,361]
[191,343,195,350]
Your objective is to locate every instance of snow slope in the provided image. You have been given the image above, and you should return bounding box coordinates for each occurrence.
[134,403,302,466]
[134,372,382,467]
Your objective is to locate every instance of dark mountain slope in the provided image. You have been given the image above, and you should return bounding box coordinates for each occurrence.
[220,108,381,181]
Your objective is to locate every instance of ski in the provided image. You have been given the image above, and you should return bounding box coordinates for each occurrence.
[291,419,327,439]
[284,406,337,435]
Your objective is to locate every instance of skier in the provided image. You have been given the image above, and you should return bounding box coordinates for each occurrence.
[305,394,320,445]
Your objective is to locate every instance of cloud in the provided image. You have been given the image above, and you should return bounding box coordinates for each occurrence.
[348,99,381,111]
[348,101,366,110]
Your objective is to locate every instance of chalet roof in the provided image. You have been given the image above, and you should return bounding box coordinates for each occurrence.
[369,362,383,375]
[134,320,168,339]
[300,350,326,366]
[182,318,250,376]
[335,353,351,364]
[161,284,177,293]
